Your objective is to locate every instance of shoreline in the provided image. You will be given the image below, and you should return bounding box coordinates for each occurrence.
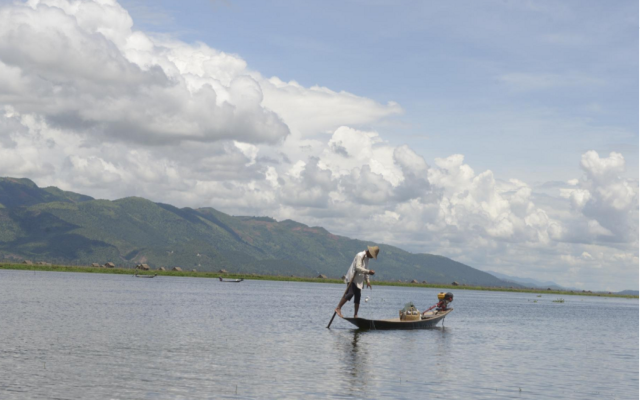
[1,263,636,299]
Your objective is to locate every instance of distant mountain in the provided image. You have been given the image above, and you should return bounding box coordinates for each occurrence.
[0,177,516,287]
[486,270,568,290]
[0,177,93,208]
[617,290,639,296]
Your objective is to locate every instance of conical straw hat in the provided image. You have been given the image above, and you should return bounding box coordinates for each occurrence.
[367,246,380,259]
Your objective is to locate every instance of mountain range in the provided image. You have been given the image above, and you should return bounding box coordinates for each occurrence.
[0,177,519,286]
[485,270,569,290]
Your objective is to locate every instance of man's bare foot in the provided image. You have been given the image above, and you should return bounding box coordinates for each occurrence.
[354,314,358,319]
[335,308,343,318]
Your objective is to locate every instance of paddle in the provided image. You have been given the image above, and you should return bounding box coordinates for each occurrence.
[327,270,357,329]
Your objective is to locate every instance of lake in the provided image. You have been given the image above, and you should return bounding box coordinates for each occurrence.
[0,269,637,399]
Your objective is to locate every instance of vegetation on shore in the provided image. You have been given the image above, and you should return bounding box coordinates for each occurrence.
[1,263,636,299]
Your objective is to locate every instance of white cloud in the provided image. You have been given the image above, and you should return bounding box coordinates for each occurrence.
[561,151,638,243]
[0,0,636,291]
[261,78,402,137]
[320,126,403,184]
[0,0,288,145]
[560,187,592,210]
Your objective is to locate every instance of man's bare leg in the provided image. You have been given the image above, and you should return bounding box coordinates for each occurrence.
[354,303,360,318]
[335,296,347,318]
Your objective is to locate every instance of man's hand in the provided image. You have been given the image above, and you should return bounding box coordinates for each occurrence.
[369,270,375,275]
[366,282,372,289]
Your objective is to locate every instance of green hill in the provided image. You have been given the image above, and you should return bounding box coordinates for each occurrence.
[0,177,93,208]
[0,177,514,287]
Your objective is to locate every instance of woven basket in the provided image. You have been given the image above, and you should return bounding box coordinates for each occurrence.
[399,305,421,321]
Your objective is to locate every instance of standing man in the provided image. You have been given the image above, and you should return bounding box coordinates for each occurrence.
[335,246,379,318]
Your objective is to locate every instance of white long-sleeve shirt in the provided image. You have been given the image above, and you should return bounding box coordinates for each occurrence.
[344,251,371,289]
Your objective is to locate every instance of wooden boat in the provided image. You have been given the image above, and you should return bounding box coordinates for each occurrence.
[218,277,244,283]
[343,308,452,330]
[134,274,157,278]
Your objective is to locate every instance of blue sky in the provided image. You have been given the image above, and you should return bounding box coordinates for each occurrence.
[0,0,637,290]
[122,0,638,183]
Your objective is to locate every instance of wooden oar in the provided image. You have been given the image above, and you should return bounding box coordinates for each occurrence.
[327,271,356,329]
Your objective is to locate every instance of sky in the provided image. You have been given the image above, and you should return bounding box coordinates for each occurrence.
[0,0,637,291]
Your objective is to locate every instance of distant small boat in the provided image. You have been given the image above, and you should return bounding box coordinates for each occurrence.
[343,308,452,330]
[219,277,244,283]
[134,274,157,278]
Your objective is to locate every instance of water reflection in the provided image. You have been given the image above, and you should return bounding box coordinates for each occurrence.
[334,330,372,398]
[434,327,453,384]
[0,271,636,400]
[335,326,455,398]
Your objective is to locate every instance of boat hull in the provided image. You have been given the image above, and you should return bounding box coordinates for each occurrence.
[343,309,452,330]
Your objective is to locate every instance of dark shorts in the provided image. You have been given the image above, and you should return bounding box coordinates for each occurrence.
[344,282,361,304]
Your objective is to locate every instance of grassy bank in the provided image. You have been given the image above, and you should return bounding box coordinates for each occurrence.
[1,263,636,299]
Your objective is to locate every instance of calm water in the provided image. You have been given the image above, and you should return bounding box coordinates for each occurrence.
[0,270,637,399]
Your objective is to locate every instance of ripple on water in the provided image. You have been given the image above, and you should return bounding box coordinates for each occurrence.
[0,270,637,399]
